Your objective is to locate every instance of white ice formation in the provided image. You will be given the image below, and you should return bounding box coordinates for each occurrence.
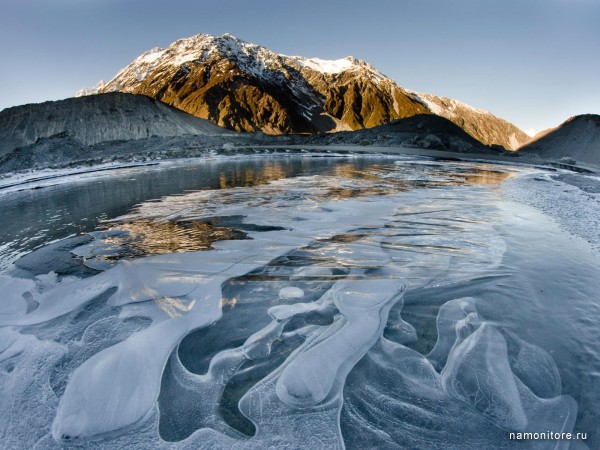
[0,161,584,449]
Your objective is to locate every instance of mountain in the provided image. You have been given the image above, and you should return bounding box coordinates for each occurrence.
[407,92,530,150]
[518,114,600,165]
[0,92,230,158]
[79,33,528,149]
[308,114,496,153]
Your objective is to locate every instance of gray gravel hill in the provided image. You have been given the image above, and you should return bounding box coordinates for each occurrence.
[0,93,230,158]
[518,115,600,165]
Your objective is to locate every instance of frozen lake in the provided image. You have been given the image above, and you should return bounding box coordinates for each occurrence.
[0,155,598,449]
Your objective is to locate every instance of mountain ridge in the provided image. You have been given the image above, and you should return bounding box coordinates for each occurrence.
[0,92,230,158]
[518,114,600,165]
[77,33,529,150]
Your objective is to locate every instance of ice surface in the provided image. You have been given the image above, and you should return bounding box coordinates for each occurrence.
[442,322,529,430]
[0,275,34,321]
[51,240,305,440]
[342,297,581,449]
[0,159,590,448]
[276,279,405,407]
[443,321,578,434]
[503,172,600,251]
[41,178,413,440]
[278,286,304,299]
[504,330,562,399]
[427,297,479,370]
[0,328,66,448]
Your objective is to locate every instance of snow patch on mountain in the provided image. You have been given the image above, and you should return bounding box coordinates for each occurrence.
[508,133,521,150]
[289,56,355,74]
[408,91,489,117]
[139,47,166,64]
[75,81,107,98]
[525,128,538,137]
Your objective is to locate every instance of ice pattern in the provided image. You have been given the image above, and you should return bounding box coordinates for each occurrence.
[0,159,590,449]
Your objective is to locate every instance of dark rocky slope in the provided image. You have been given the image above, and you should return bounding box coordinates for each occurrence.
[518,115,600,165]
[0,92,230,158]
[307,114,500,154]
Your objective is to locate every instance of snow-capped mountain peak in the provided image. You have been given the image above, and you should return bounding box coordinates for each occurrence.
[286,55,390,87]
[76,32,529,148]
[78,33,386,97]
[289,56,356,74]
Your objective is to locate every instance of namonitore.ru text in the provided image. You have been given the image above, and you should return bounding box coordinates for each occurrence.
[509,432,587,441]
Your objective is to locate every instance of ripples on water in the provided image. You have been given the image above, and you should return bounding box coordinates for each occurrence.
[0,156,598,449]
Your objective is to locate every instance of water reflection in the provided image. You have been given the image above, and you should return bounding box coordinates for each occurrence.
[99,220,248,258]
[89,161,516,261]
[462,169,514,185]
[0,157,357,270]
[218,162,289,189]
[324,164,512,200]
[0,156,517,272]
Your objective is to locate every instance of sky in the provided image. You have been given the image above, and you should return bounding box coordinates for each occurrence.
[1,0,598,134]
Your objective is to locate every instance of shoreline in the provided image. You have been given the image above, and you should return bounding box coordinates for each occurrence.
[243,144,599,172]
[1,144,596,194]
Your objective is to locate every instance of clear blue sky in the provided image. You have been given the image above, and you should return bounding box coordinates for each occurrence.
[1,0,598,133]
